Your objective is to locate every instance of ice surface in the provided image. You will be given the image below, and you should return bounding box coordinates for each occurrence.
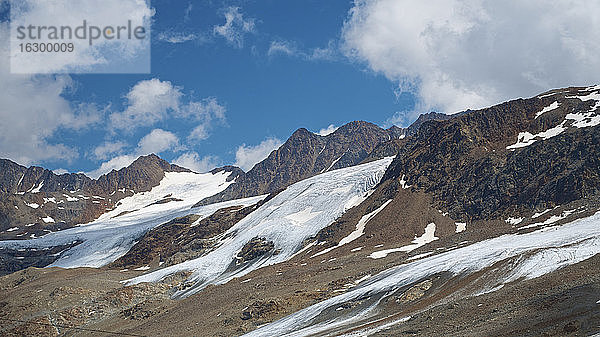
[0,171,262,268]
[245,211,600,337]
[126,157,394,298]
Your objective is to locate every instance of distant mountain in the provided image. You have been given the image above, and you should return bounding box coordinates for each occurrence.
[196,120,431,206]
[0,154,189,239]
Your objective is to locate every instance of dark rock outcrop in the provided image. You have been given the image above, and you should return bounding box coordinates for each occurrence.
[382,86,600,221]
[196,121,402,206]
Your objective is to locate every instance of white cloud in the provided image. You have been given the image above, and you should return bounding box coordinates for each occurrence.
[316,124,338,136]
[53,168,69,175]
[92,141,127,160]
[0,23,101,166]
[173,152,221,173]
[184,3,193,22]
[234,137,282,171]
[110,79,182,131]
[309,40,339,61]
[109,79,227,139]
[213,7,255,48]
[342,0,600,115]
[137,129,180,154]
[87,128,181,178]
[86,154,137,179]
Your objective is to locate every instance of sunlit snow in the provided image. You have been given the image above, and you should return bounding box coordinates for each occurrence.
[126,157,394,298]
[0,171,262,268]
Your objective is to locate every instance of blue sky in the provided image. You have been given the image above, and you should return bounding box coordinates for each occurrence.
[1,0,598,176]
[1,0,415,175]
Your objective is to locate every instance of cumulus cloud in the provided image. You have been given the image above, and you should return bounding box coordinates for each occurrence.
[110,79,182,130]
[213,7,255,48]
[342,0,600,118]
[87,129,181,178]
[234,137,282,171]
[0,23,102,166]
[87,154,138,179]
[173,152,221,173]
[109,79,227,141]
[52,168,69,175]
[92,141,127,161]
[137,129,180,154]
[316,124,339,136]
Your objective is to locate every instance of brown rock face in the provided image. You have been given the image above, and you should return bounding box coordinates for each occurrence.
[382,86,600,221]
[196,121,402,206]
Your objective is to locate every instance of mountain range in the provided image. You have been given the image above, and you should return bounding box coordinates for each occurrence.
[0,85,599,336]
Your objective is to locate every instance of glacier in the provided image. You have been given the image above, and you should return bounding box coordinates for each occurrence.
[126,157,395,298]
[0,170,265,268]
[244,210,600,337]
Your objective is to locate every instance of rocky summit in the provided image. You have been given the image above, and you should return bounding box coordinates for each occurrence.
[1,86,600,336]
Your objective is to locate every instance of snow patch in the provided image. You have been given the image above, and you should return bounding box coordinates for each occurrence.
[26,202,40,209]
[339,200,392,247]
[505,217,524,225]
[399,175,410,189]
[507,124,567,150]
[535,101,560,118]
[30,181,44,193]
[63,194,79,202]
[285,207,321,225]
[0,171,257,270]
[532,209,551,218]
[455,222,467,233]
[6,227,19,232]
[370,223,438,259]
[42,217,55,223]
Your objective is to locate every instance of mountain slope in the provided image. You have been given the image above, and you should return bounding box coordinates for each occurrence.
[196,121,400,205]
[0,154,190,240]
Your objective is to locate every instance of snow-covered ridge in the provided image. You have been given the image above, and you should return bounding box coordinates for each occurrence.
[245,210,600,337]
[127,157,395,298]
[0,170,263,268]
